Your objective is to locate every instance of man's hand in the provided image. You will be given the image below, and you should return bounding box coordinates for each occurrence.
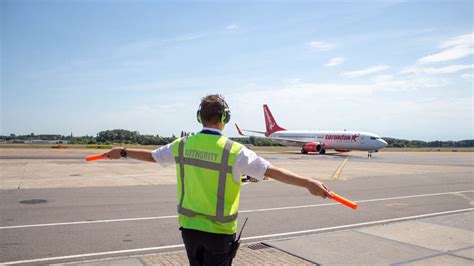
[103,147,123,160]
[265,165,332,199]
[305,179,332,199]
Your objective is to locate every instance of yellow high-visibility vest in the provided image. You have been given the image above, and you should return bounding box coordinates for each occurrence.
[172,133,243,234]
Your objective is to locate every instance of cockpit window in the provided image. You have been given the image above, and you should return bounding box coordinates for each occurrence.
[370,137,380,140]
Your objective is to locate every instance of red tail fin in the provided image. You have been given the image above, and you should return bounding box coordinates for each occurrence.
[263,104,286,136]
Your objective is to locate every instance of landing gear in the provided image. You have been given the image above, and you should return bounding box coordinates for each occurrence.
[368,152,372,158]
[319,149,326,155]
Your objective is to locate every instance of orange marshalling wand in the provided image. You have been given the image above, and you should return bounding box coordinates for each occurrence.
[85,154,108,161]
[330,192,358,209]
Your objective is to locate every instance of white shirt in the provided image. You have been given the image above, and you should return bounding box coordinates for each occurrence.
[151,127,271,183]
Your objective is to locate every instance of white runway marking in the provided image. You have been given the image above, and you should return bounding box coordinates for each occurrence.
[2,244,185,265]
[0,215,179,230]
[3,208,473,265]
[1,190,473,230]
[0,172,160,183]
[241,208,474,241]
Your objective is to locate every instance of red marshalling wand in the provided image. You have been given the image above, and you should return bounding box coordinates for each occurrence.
[85,154,108,161]
[330,192,358,209]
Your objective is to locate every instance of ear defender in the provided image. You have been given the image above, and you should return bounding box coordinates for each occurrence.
[221,108,231,124]
[220,97,231,124]
[197,109,202,124]
[197,103,203,124]
[197,97,231,124]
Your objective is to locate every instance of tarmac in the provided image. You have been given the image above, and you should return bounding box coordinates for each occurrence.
[1,148,473,265]
[53,211,473,265]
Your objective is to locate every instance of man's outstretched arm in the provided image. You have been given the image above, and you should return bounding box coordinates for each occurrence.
[264,165,331,198]
[103,147,156,162]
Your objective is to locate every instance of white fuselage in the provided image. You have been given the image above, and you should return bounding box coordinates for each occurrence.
[271,130,388,152]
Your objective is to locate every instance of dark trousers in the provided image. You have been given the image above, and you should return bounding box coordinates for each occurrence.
[180,227,236,266]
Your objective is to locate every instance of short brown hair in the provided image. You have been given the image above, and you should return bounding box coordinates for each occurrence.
[199,94,228,125]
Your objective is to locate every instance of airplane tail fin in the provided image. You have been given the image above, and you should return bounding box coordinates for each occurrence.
[263,104,286,136]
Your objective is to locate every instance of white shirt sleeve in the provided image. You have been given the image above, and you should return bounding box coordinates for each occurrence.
[233,146,271,183]
[151,143,175,167]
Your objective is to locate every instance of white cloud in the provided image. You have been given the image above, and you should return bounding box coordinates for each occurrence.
[419,46,474,64]
[461,73,474,79]
[227,81,471,140]
[371,74,448,91]
[297,82,374,94]
[418,33,474,64]
[440,33,473,49]
[308,41,335,51]
[325,57,345,67]
[231,73,448,106]
[400,64,474,75]
[342,65,390,78]
[226,24,240,31]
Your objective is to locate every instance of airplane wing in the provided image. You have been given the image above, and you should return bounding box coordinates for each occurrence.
[264,136,309,146]
[235,124,309,146]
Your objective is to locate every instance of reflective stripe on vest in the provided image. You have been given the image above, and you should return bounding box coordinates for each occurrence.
[174,137,238,223]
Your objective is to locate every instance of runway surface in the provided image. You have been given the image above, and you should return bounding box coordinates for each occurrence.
[0,150,473,264]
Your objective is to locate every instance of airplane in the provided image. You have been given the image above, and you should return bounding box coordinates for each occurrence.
[235,104,388,157]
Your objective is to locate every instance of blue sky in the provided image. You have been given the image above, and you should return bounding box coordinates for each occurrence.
[2,0,473,141]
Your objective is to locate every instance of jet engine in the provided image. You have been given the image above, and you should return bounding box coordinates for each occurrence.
[301,142,322,154]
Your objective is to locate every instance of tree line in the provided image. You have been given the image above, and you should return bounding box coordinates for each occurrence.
[383,137,474,148]
[1,129,473,147]
[1,130,176,145]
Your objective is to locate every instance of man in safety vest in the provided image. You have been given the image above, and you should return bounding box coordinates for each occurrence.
[104,94,332,265]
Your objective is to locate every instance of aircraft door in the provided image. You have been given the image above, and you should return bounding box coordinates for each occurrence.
[360,136,365,145]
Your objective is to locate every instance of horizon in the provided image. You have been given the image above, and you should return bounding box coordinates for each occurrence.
[2,129,473,143]
[2,1,473,141]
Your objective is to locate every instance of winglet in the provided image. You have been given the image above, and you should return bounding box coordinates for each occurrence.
[235,123,246,136]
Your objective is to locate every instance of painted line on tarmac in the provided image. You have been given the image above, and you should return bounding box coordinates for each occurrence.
[243,208,474,241]
[331,158,348,179]
[3,208,473,265]
[1,244,185,265]
[0,172,161,184]
[0,215,179,230]
[1,190,473,230]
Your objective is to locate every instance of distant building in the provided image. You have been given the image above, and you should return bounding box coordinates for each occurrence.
[23,139,69,144]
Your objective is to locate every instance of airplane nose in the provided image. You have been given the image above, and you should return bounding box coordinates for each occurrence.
[379,139,388,148]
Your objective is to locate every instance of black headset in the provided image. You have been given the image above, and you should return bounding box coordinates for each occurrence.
[197,96,231,125]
